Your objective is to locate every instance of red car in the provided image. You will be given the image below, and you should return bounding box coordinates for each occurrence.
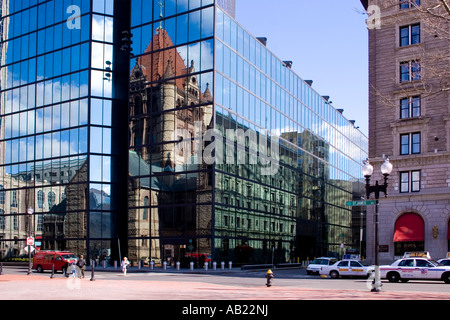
[185,253,212,263]
[33,251,78,273]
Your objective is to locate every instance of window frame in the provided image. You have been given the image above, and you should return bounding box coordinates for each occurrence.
[400,96,421,119]
[399,0,420,10]
[400,132,421,155]
[400,60,421,83]
[400,170,421,193]
[399,24,420,47]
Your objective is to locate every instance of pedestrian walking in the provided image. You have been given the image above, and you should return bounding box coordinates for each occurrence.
[121,257,129,276]
[77,255,86,278]
[70,260,77,278]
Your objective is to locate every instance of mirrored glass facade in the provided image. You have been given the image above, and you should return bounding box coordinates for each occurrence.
[0,0,129,264]
[0,0,367,266]
[127,1,368,266]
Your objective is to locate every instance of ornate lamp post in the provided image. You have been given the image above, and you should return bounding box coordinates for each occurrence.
[362,158,393,292]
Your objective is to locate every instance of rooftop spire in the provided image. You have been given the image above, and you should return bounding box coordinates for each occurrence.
[158,0,164,29]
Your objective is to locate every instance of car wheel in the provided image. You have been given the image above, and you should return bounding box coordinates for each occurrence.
[36,265,43,273]
[387,272,400,283]
[442,272,450,284]
[329,270,339,279]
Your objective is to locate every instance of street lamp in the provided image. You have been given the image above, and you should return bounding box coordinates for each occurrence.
[362,158,393,292]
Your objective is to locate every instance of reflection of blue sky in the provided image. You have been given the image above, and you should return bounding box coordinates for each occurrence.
[214,7,367,181]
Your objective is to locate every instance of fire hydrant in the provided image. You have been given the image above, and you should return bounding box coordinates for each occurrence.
[265,269,274,287]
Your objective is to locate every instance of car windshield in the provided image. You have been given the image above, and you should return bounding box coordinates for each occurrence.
[430,260,443,266]
[62,254,77,260]
[358,261,370,266]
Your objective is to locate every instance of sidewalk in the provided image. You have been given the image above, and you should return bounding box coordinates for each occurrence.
[2,269,450,300]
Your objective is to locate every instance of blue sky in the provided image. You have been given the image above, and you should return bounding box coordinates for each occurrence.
[234,0,369,136]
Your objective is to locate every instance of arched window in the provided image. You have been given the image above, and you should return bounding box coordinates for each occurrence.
[143,196,149,220]
[37,190,45,208]
[48,191,56,208]
[447,220,450,252]
[0,185,5,204]
[0,209,5,230]
[394,213,424,255]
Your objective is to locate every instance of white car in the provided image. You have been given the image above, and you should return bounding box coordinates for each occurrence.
[380,258,450,283]
[319,260,374,279]
[437,258,450,266]
[306,257,338,275]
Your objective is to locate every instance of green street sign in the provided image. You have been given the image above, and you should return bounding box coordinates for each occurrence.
[346,200,376,207]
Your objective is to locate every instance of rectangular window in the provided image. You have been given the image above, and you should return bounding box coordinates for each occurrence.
[400,61,421,83]
[400,0,420,9]
[400,96,421,118]
[400,24,420,47]
[400,132,421,155]
[400,170,421,192]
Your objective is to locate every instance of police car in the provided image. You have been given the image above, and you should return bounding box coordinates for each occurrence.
[437,252,450,266]
[380,252,450,284]
[318,259,375,279]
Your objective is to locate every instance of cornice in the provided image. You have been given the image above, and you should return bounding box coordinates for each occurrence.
[390,116,430,128]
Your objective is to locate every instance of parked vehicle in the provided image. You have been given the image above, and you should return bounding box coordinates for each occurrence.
[306,257,338,275]
[32,251,78,273]
[319,259,374,279]
[380,257,450,284]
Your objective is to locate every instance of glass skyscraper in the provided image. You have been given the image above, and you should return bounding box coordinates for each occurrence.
[0,0,367,266]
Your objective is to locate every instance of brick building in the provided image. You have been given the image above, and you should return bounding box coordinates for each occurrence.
[362,0,450,263]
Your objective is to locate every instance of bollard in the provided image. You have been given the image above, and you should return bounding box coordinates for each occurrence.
[150,261,154,270]
[204,262,208,271]
[176,261,180,271]
[114,261,117,269]
[90,260,96,281]
[190,261,194,271]
[163,261,167,270]
[213,261,217,271]
[221,261,225,270]
[138,260,141,270]
[0,262,3,275]
[228,261,232,270]
[50,264,55,278]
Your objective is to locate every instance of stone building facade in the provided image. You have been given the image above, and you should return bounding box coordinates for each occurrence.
[362,0,450,263]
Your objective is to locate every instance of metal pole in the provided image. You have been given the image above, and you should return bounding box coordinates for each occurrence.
[371,198,381,292]
[27,218,32,275]
[90,259,96,281]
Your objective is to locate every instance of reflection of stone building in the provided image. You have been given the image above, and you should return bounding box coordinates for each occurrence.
[0,158,85,258]
[127,27,213,264]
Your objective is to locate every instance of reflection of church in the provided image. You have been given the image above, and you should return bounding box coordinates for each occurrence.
[127,27,213,264]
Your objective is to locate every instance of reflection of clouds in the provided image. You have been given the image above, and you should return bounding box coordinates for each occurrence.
[177,40,214,91]
[92,15,113,42]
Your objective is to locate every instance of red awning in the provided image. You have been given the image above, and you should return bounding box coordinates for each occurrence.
[394,213,424,242]
[448,220,450,240]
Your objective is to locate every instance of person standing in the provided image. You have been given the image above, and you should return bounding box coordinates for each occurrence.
[77,255,86,278]
[121,257,129,276]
